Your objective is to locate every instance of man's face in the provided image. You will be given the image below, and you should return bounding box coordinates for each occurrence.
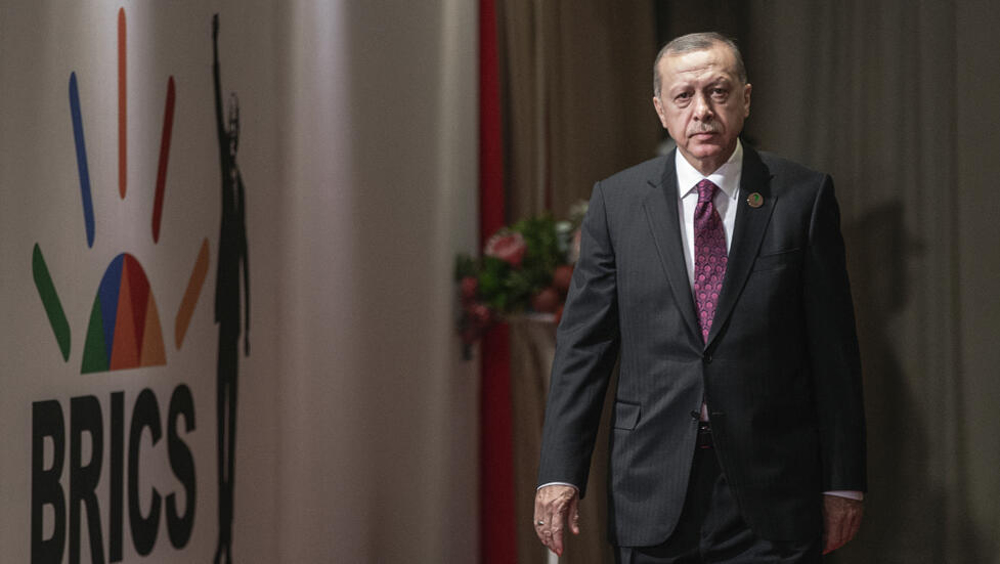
[653,43,751,175]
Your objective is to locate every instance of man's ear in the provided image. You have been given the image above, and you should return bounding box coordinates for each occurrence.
[742,83,752,117]
[653,96,668,129]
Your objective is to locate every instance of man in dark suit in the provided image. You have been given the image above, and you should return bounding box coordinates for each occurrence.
[534,32,866,563]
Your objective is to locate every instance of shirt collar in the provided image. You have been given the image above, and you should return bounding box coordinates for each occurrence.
[675,138,742,201]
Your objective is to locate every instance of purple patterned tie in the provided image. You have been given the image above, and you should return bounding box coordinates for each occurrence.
[693,179,727,343]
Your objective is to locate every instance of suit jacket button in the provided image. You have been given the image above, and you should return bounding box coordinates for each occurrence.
[703,354,713,364]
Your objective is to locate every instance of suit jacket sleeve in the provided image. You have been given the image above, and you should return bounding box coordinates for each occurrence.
[803,176,867,492]
[536,182,620,498]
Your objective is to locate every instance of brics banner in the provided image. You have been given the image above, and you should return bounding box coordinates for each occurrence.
[1,3,272,562]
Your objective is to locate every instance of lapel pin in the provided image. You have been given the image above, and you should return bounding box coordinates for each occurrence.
[747,192,764,208]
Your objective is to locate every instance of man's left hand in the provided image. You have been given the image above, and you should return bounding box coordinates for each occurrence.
[822,495,863,554]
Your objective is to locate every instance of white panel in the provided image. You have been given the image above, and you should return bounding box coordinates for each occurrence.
[275,0,479,561]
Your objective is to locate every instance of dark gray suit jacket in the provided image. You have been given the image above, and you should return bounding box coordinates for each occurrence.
[537,145,866,546]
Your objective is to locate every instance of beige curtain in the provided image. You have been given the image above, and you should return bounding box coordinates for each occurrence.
[743,2,1000,562]
[498,0,662,223]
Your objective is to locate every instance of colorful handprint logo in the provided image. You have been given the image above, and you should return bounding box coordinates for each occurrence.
[32,7,210,374]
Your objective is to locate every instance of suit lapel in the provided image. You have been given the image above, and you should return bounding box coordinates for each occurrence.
[706,146,776,347]
[643,150,702,344]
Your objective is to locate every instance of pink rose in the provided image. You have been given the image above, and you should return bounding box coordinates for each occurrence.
[484,230,527,268]
[552,265,573,294]
[531,287,560,313]
[467,302,492,327]
[460,276,478,303]
[459,302,494,350]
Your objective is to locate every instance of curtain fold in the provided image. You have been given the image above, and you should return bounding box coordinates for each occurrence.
[499,0,661,223]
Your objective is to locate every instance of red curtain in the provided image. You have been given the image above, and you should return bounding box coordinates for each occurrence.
[479,0,516,562]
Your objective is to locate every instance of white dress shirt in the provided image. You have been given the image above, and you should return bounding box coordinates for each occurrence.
[675,139,742,289]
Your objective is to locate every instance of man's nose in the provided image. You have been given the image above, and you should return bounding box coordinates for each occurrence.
[693,93,713,120]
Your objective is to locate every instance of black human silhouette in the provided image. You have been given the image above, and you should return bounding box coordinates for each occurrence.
[212,14,250,564]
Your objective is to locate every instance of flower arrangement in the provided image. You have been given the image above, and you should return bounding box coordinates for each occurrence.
[455,202,588,359]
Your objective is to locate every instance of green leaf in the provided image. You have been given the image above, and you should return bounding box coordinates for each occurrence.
[455,254,477,280]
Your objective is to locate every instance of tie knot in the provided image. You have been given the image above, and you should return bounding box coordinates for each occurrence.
[696,179,718,204]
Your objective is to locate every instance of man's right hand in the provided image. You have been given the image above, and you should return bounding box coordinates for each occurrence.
[533,484,580,557]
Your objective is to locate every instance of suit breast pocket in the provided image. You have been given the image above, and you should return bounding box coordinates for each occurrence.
[751,248,803,273]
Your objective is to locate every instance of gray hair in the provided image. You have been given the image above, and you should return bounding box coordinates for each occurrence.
[653,32,747,97]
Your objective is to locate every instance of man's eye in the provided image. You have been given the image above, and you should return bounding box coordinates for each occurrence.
[711,88,728,98]
[675,92,691,101]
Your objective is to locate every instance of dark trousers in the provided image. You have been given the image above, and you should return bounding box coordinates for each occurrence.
[615,436,821,564]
